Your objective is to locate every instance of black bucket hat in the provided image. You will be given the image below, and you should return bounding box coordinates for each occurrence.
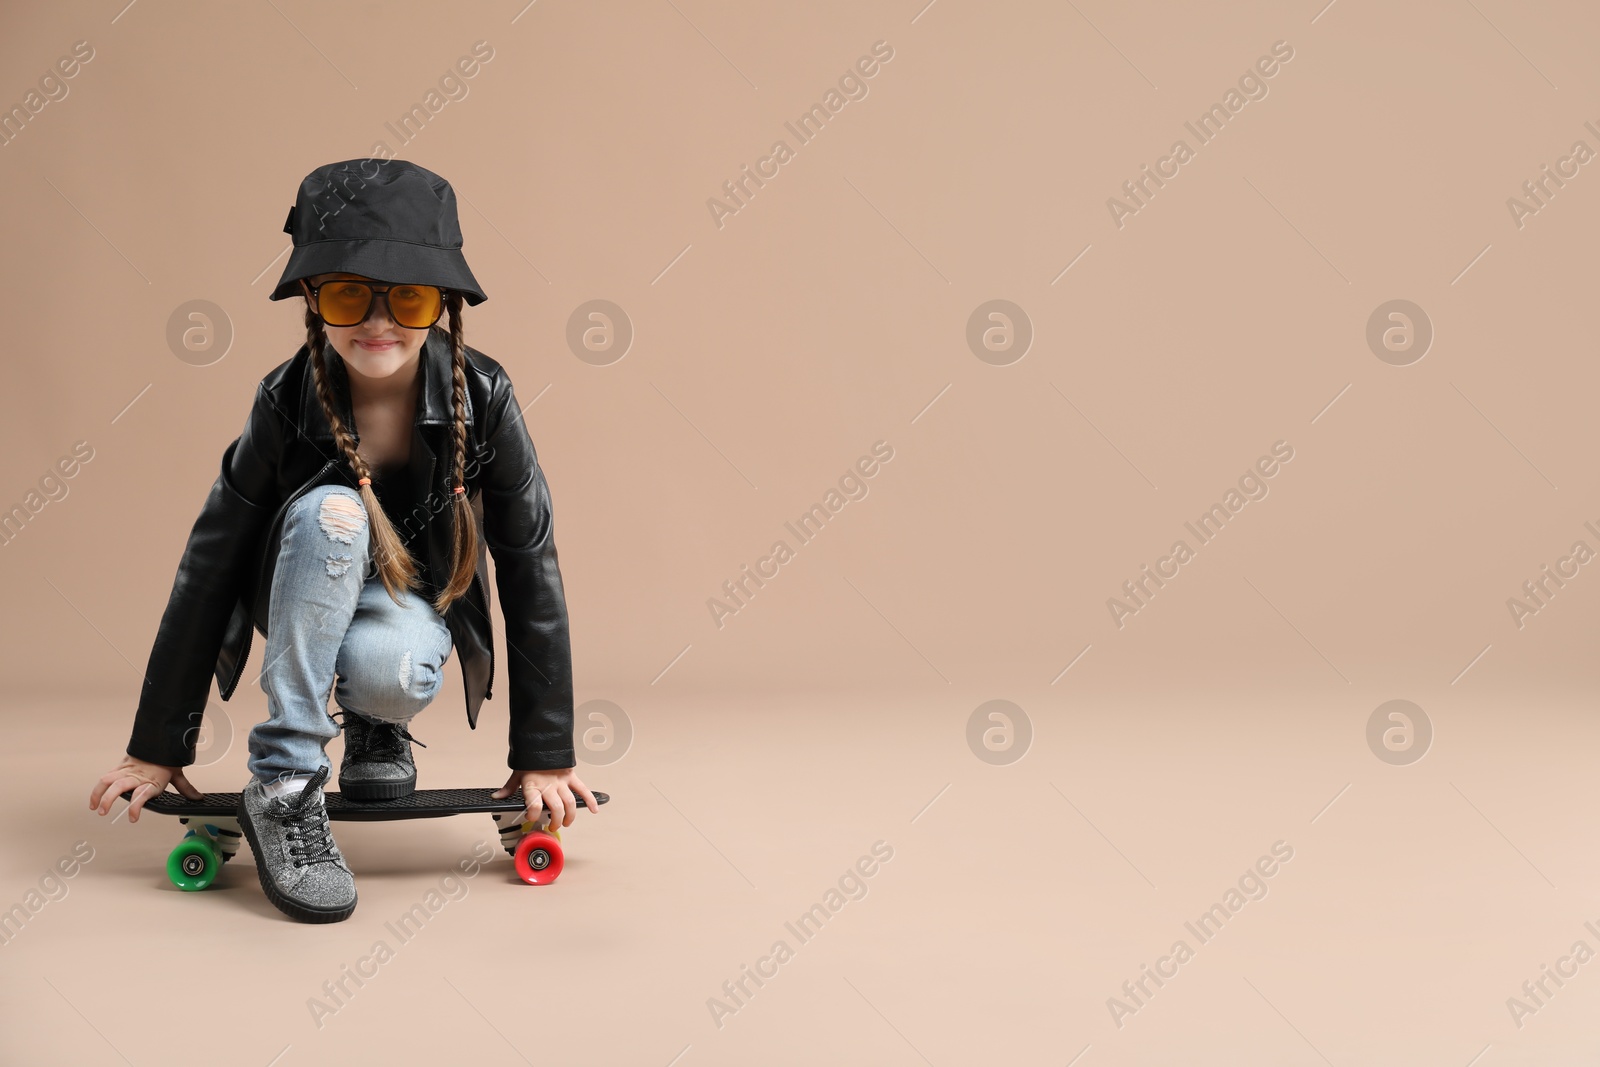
[268,157,487,306]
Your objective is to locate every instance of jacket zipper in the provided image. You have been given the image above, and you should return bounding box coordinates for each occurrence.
[222,458,336,700]
[473,568,494,699]
[225,623,254,703]
[464,476,494,701]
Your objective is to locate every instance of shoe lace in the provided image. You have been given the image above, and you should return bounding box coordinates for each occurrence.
[340,712,426,764]
[271,766,341,868]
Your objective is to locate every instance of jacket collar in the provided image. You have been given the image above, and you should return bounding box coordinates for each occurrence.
[301,326,473,443]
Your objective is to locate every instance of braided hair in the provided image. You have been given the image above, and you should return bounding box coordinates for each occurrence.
[303,289,480,616]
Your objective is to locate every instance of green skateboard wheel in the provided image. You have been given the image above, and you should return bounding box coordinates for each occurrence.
[167,834,220,891]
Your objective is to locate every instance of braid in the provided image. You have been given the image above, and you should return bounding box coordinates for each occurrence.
[303,302,422,605]
[432,290,479,615]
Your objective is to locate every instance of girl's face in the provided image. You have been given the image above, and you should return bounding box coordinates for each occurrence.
[299,272,429,382]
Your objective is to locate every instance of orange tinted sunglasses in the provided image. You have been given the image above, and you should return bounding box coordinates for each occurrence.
[307,278,445,329]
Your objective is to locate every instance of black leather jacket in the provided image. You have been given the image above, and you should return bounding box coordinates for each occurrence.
[125,326,575,772]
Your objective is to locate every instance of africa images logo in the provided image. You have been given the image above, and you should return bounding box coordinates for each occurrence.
[1105,40,1296,229]
[1106,441,1295,629]
[706,41,896,230]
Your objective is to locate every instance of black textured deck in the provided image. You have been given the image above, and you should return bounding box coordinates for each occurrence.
[120,787,609,822]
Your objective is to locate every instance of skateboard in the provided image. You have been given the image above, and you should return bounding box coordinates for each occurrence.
[119,787,609,891]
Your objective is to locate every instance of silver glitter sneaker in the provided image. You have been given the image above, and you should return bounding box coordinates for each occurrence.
[337,710,425,801]
[237,765,357,923]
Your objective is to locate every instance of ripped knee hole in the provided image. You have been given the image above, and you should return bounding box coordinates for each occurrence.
[318,493,368,545]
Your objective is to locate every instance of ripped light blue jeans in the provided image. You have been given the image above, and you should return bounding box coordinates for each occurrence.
[245,484,454,785]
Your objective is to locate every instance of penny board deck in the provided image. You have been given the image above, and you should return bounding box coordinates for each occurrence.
[118,787,609,822]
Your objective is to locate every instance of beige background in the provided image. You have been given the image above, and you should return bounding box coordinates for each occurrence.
[4,0,1600,1063]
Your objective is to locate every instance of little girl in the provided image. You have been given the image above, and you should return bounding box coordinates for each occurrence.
[88,158,597,923]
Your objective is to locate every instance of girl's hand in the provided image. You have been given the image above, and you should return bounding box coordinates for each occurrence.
[492,767,599,831]
[90,756,203,823]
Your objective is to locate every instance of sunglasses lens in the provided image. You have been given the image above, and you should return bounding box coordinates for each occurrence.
[317,281,443,328]
[318,281,373,326]
[387,284,443,328]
